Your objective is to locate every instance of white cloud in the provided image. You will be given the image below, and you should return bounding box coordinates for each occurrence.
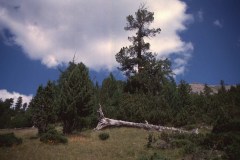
[173,66,186,76]
[213,19,223,28]
[0,0,193,75]
[0,89,32,105]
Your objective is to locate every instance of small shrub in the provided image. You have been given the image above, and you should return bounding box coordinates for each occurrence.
[0,133,22,147]
[146,133,153,148]
[170,133,188,140]
[212,120,240,133]
[40,128,67,144]
[188,133,205,145]
[182,142,196,154]
[225,142,240,160]
[171,139,191,148]
[98,132,109,140]
[160,132,170,142]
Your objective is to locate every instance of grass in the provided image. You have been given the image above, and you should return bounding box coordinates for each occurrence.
[0,127,190,160]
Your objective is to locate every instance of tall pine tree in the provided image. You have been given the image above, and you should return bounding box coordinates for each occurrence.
[115,5,161,76]
[116,5,173,95]
[58,62,93,134]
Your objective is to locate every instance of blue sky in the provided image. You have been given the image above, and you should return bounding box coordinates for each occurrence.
[0,0,240,104]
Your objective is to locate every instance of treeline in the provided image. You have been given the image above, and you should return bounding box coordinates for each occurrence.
[0,97,32,128]
[1,6,239,136]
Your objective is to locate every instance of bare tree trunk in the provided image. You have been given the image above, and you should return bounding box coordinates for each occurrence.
[95,105,198,134]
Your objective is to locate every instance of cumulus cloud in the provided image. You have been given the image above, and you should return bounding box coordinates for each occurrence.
[213,19,223,28]
[0,0,193,75]
[0,89,32,105]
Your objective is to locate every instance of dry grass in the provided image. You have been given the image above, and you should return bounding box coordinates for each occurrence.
[0,127,181,160]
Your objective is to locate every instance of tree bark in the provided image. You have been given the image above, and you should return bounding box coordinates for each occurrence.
[95,104,198,134]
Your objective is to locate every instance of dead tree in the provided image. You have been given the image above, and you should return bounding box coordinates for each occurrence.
[95,104,198,134]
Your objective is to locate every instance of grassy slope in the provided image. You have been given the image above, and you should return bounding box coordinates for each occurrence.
[0,127,184,160]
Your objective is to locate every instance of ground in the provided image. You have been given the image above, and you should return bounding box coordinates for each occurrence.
[0,127,209,160]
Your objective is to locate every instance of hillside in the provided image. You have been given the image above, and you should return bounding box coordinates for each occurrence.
[1,127,219,160]
[189,83,233,94]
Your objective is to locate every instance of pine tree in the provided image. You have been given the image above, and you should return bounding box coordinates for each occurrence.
[100,73,124,118]
[115,5,161,77]
[58,62,93,134]
[203,83,213,96]
[15,96,23,112]
[115,5,173,95]
[174,80,194,126]
[0,98,14,128]
[29,81,57,134]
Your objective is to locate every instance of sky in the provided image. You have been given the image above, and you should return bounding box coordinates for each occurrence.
[0,0,240,104]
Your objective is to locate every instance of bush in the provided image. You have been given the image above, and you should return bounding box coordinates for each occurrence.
[98,132,109,140]
[182,142,196,154]
[10,113,32,128]
[212,120,240,133]
[171,139,191,148]
[225,142,240,160]
[40,128,67,144]
[160,132,170,143]
[146,133,153,148]
[0,133,22,147]
[203,131,240,159]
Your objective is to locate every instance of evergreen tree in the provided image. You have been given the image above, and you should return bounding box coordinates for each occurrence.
[116,5,173,95]
[0,98,14,128]
[174,80,194,126]
[15,96,23,112]
[22,103,28,112]
[115,5,161,77]
[203,84,213,96]
[58,62,93,134]
[29,81,57,134]
[219,80,226,94]
[100,73,124,118]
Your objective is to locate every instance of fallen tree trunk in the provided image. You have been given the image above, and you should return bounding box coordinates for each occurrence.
[95,105,198,134]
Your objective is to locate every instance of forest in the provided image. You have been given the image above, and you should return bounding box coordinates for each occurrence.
[1,6,240,160]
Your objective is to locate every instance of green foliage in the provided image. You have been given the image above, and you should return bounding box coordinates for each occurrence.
[212,120,240,133]
[170,139,191,148]
[0,98,32,129]
[0,98,14,128]
[160,132,170,143]
[116,5,161,77]
[100,73,124,119]
[224,142,240,160]
[40,127,67,144]
[202,118,240,159]
[203,132,240,159]
[29,81,57,134]
[0,133,22,147]
[9,112,32,128]
[98,132,109,140]
[58,62,94,134]
[15,96,23,112]
[182,142,196,154]
[146,133,153,148]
